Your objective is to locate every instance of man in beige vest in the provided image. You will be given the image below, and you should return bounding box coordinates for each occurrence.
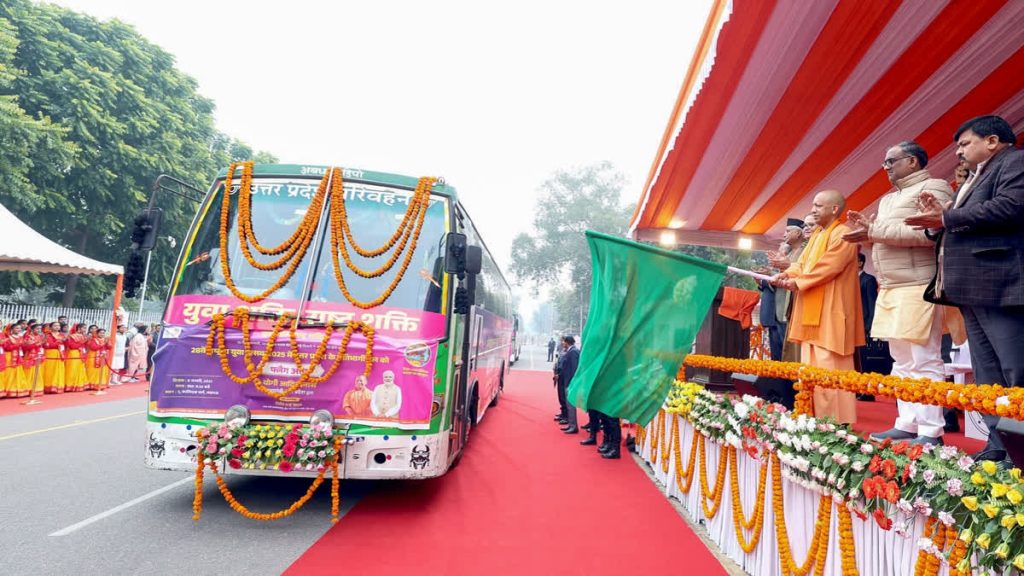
[774,191,865,423]
[843,141,962,445]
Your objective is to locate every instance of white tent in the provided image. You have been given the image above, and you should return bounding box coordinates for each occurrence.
[0,203,123,275]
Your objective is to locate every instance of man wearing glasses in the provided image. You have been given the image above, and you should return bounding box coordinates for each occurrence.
[843,141,959,445]
[906,115,1024,465]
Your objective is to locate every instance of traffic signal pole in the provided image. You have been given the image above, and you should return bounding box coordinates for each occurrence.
[138,251,153,316]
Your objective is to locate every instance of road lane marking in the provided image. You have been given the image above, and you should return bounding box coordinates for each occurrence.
[0,410,144,442]
[50,477,193,536]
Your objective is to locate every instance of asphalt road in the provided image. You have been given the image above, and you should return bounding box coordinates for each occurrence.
[511,341,556,373]
[0,344,554,575]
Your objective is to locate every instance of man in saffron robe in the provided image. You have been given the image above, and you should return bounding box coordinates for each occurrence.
[774,190,865,423]
[343,375,373,417]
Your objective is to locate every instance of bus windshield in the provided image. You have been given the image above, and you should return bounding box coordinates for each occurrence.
[172,178,449,313]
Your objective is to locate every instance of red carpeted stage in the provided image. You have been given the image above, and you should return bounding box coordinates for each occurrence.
[286,369,728,576]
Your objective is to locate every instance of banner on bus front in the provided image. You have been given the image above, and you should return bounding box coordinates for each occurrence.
[151,295,445,430]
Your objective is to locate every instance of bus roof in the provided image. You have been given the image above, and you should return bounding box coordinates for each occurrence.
[214,164,459,201]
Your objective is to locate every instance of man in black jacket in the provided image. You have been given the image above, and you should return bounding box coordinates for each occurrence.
[907,115,1024,464]
[558,336,581,434]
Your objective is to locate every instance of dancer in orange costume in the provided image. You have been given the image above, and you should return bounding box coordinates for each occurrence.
[42,321,66,394]
[85,328,111,391]
[63,323,89,393]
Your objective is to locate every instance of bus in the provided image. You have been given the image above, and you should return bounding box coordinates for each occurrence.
[144,163,514,479]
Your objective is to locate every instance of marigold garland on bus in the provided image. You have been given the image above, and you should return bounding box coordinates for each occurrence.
[328,171,438,309]
[204,307,376,400]
[218,161,330,303]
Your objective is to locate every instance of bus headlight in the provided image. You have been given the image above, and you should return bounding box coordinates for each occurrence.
[310,409,334,431]
[225,405,250,428]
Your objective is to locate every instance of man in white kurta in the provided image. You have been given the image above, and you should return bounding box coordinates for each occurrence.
[371,370,402,418]
[843,141,963,444]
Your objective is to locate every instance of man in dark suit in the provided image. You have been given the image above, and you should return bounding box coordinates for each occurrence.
[547,337,556,362]
[558,336,581,434]
[906,115,1024,464]
[858,253,878,334]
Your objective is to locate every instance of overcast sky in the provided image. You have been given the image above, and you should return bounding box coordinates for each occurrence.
[47,0,713,319]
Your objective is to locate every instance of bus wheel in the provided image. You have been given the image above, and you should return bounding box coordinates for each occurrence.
[469,385,479,429]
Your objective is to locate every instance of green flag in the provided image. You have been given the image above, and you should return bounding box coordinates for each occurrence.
[567,231,726,426]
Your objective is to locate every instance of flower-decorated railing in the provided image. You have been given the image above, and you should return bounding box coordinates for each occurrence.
[637,379,1024,576]
[682,354,1024,419]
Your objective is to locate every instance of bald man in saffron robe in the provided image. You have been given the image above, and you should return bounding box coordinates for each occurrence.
[774,190,865,424]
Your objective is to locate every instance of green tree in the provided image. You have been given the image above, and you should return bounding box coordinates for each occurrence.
[510,162,633,331]
[672,245,765,290]
[0,1,275,307]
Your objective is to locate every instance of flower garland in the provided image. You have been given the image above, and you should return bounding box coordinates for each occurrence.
[836,504,858,576]
[672,416,699,494]
[331,435,341,523]
[216,161,436,311]
[773,453,832,576]
[205,308,375,400]
[193,432,206,521]
[698,435,729,519]
[328,171,438,309]
[658,378,1024,573]
[683,354,1024,419]
[649,409,664,467]
[729,446,768,553]
[191,427,343,522]
[218,161,329,303]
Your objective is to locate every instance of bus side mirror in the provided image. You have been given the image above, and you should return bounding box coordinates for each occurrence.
[445,233,467,276]
[465,246,482,275]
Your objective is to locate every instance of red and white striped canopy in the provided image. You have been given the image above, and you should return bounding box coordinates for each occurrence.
[630,0,1024,251]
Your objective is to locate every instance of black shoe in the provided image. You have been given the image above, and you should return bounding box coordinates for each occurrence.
[562,426,578,434]
[557,418,568,426]
[601,449,621,459]
[554,414,566,421]
[972,444,1008,462]
[580,437,597,446]
[598,442,611,454]
[582,423,595,432]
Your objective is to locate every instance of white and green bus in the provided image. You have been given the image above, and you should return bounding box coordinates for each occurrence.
[145,164,513,479]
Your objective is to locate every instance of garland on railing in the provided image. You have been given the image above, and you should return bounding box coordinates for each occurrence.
[682,354,1024,419]
[648,377,1024,574]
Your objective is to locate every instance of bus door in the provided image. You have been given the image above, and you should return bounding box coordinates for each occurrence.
[469,312,484,410]
[450,308,469,457]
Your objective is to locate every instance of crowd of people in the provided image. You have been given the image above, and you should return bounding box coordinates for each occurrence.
[761,114,1022,467]
[0,317,158,400]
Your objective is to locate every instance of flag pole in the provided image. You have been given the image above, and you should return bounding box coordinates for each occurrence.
[726,266,774,283]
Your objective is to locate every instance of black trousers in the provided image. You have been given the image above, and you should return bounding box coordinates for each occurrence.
[766,323,785,361]
[555,375,567,417]
[600,413,621,447]
[961,305,1024,452]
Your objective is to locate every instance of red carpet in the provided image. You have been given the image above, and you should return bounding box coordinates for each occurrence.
[0,380,149,417]
[287,370,727,576]
[850,397,985,454]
